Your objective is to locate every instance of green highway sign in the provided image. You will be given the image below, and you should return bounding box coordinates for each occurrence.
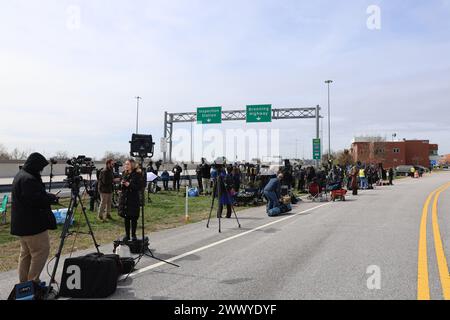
[313,138,321,160]
[246,104,272,123]
[197,106,222,124]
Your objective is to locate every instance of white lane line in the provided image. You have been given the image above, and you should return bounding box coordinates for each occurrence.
[122,202,332,279]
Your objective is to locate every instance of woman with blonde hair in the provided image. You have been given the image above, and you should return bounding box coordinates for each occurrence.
[118,159,143,241]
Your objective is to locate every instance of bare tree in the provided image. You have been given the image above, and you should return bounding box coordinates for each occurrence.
[336,149,354,167]
[0,144,10,160]
[9,148,29,160]
[102,151,129,162]
[53,151,69,160]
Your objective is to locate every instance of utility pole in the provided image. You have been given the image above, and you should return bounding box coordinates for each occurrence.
[135,96,142,133]
[190,122,194,163]
[325,80,333,161]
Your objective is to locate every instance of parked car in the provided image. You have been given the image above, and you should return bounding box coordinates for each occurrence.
[395,165,415,176]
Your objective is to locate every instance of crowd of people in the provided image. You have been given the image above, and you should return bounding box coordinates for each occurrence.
[9,151,405,286]
[285,162,397,194]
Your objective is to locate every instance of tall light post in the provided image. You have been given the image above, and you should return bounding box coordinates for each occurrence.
[135,96,142,133]
[325,80,333,162]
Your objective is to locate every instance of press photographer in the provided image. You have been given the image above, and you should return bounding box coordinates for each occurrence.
[10,152,59,284]
[172,163,182,191]
[98,159,114,221]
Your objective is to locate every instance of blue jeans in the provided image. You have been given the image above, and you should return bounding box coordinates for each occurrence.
[264,191,279,212]
[360,177,368,189]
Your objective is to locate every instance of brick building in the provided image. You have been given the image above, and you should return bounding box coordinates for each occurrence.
[350,138,438,169]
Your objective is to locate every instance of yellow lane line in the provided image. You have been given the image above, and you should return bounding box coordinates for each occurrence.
[417,182,450,300]
[432,184,450,299]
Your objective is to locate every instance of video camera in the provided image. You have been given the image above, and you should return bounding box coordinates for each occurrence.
[113,160,123,175]
[212,157,226,170]
[65,155,95,186]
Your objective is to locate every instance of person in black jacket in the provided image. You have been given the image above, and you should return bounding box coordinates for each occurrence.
[195,164,203,194]
[11,152,58,283]
[172,163,182,192]
[200,158,211,195]
[98,159,114,221]
[119,159,143,241]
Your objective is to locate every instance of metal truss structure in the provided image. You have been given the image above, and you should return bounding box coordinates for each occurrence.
[163,106,321,163]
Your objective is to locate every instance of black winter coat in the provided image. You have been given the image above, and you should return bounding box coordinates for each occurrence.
[119,170,143,219]
[200,163,211,179]
[98,167,114,193]
[11,153,56,236]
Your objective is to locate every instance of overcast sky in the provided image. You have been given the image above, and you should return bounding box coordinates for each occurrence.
[1,0,449,161]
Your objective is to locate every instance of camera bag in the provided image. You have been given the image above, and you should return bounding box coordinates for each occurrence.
[59,252,119,298]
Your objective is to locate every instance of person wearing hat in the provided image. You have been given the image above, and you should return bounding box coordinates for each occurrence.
[11,152,59,283]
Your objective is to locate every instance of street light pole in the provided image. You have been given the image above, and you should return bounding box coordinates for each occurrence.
[135,96,142,134]
[325,80,333,161]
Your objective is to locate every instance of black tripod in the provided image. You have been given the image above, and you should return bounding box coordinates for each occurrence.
[132,157,179,268]
[48,161,55,193]
[206,170,241,233]
[48,177,100,296]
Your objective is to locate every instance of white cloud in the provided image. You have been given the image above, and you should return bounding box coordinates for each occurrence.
[0,0,449,159]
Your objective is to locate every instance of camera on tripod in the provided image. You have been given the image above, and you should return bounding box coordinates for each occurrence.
[113,160,123,175]
[65,155,95,186]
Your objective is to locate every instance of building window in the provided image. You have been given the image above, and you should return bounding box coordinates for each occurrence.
[393,148,400,153]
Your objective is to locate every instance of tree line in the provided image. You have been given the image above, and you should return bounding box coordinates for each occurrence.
[0,144,129,162]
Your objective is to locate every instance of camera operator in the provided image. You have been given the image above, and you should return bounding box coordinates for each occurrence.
[212,159,233,218]
[98,159,114,221]
[200,158,211,195]
[118,159,143,241]
[195,164,203,194]
[263,173,283,213]
[10,152,58,283]
[172,163,182,192]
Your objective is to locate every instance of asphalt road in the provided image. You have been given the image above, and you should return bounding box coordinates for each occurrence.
[1,171,450,300]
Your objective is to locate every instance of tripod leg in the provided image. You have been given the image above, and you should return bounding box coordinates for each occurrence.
[77,195,101,253]
[48,194,75,291]
[225,189,241,228]
[206,185,216,228]
[144,248,180,267]
[231,205,241,228]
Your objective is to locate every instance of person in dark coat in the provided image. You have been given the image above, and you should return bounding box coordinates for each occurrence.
[388,168,394,185]
[119,159,143,241]
[297,166,306,192]
[11,152,58,283]
[211,164,233,218]
[161,170,170,190]
[200,158,211,195]
[306,166,316,188]
[98,159,114,221]
[232,166,241,193]
[172,163,182,191]
[195,164,203,194]
[350,166,358,195]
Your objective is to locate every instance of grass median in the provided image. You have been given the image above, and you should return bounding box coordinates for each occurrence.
[0,189,253,273]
